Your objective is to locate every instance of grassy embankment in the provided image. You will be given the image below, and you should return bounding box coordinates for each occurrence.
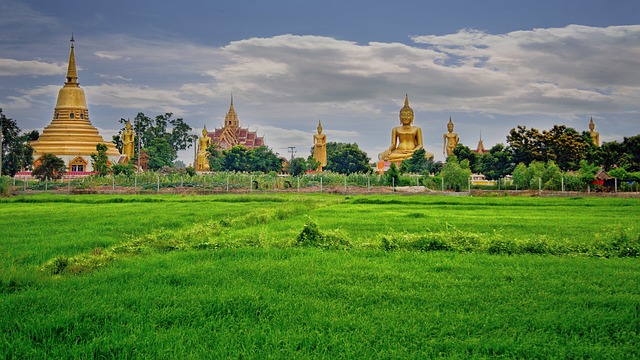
[1,194,638,358]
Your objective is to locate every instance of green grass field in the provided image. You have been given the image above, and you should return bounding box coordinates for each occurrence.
[1,194,639,358]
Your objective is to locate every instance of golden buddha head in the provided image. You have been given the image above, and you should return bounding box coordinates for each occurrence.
[317,120,323,134]
[589,118,595,131]
[202,127,208,136]
[125,120,132,130]
[447,117,454,132]
[399,94,414,125]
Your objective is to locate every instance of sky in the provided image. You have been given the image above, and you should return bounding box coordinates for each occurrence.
[1,0,640,165]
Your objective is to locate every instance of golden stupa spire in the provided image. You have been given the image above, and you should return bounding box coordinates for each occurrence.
[66,34,78,85]
[224,93,239,128]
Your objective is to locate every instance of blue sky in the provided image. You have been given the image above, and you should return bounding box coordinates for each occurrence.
[2,0,640,164]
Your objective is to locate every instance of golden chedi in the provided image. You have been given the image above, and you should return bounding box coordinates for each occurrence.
[29,36,120,172]
[379,94,433,163]
[313,120,327,171]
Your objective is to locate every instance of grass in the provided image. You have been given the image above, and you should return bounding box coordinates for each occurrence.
[1,193,639,358]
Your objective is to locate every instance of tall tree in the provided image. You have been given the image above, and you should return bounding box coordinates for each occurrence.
[112,112,192,167]
[324,142,371,174]
[1,109,39,176]
[146,137,175,171]
[440,155,471,191]
[32,154,66,180]
[90,143,110,176]
[477,144,514,180]
[453,144,480,173]
[507,125,544,166]
[247,146,283,173]
[399,148,429,174]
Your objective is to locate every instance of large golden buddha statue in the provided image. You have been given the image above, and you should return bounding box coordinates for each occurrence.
[313,120,327,171]
[589,117,600,147]
[196,127,211,172]
[379,94,433,163]
[443,117,459,158]
[122,119,135,163]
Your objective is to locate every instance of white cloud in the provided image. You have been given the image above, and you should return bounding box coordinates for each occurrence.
[0,59,66,76]
[85,84,205,114]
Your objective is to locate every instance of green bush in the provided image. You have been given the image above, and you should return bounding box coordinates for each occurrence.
[0,176,10,197]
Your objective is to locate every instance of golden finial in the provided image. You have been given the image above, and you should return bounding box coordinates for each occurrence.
[317,120,322,132]
[66,35,78,84]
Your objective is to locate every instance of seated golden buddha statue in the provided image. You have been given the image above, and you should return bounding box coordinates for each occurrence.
[379,94,434,162]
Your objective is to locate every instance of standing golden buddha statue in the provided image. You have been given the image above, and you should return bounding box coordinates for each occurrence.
[443,117,459,158]
[196,127,211,172]
[589,117,600,147]
[379,94,433,163]
[313,120,327,171]
[122,119,135,163]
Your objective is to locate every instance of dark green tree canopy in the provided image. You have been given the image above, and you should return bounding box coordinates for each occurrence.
[324,142,371,174]
[206,145,283,173]
[90,143,110,176]
[1,109,39,176]
[32,154,66,181]
[112,112,192,167]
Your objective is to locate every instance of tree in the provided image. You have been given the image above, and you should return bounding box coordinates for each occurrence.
[247,146,283,173]
[90,143,110,176]
[111,163,134,176]
[146,137,174,171]
[599,135,640,172]
[507,125,543,166]
[288,157,308,176]
[112,112,192,168]
[1,109,39,176]
[440,155,471,191]
[385,162,399,186]
[453,144,480,173]
[324,142,371,174]
[221,146,250,172]
[577,160,600,188]
[477,144,514,180]
[541,125,589,171]
[32,154,66,180]
[399,148,429,174]
[511,163,529,189]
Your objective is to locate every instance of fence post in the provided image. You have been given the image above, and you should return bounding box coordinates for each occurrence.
[226,175,229,192]
[392,177,395,190]
[250,175,253,193]
[320,177,323,192]
[344,176,347,193]
[134,174,137,193]
[67,175,71,193]
[562,176,564,192]
[539,177,542,196]
[274,176,277,191]
[45,177,48,191]
[181,176,184,189]
[615,178,618,193]
[112,175,115,192]
[441,176,444,191]
[468,176,471,193]
[157,175,160,193]
[297,176,300,192]
[368,177,370,192]
[24,176,27,191]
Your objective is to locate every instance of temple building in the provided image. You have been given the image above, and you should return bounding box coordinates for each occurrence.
[207,96,265,149]
[473,132,488,154]
[29,36,121,172]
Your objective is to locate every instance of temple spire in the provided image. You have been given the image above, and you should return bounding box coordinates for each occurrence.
[404,94,409,107]
[66,34,78,85]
